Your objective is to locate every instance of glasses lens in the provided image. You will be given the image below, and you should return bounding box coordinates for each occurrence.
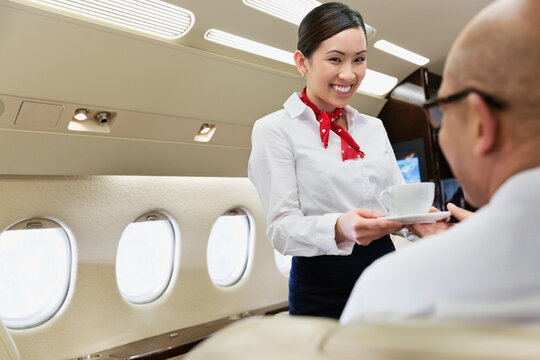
[427,106,443,128]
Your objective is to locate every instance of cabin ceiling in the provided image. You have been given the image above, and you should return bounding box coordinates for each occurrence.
[175,0,495,77]
[0,0,495,176]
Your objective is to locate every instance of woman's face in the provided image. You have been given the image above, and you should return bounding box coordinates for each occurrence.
[299,27,367,112]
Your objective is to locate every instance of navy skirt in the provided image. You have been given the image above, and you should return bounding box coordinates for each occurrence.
[288,235,394,319]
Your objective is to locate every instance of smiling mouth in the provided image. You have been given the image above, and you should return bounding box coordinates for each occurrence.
[331,84,353,94]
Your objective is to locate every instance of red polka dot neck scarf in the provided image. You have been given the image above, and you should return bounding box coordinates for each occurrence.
[299,87,365,161]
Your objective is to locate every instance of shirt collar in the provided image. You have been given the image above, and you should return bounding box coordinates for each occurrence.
[283,92,309,119]
[283,91,357,121]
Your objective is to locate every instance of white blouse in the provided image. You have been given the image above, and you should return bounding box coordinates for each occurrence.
[248,92,405,257]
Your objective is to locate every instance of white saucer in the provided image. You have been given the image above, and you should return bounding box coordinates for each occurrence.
[381,211,451,225]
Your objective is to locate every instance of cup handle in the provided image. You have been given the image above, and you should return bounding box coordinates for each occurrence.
[380,189,392,213]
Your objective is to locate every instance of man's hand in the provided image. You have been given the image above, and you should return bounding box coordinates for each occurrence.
[406,203,474,238]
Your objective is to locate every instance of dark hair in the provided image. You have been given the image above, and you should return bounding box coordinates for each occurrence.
[297,2,367,58]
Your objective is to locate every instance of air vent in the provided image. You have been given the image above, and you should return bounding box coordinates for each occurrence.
[242,0,376,40]
[390,82,426,106]
[11,0,195,40]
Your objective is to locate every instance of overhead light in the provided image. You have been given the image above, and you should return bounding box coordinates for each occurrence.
[205,29,396,96]
[194,123,216,143]
[10,0,195,40]
[73,108,88,121]
[358,69,398,97]
[242,0,376,40]
[374,40,430,66]
[200,125,211,135]
[204,29,295,65]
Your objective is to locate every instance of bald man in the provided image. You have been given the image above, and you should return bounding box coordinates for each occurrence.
[341,0,540,324]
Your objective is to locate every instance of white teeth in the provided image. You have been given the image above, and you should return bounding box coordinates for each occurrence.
[332,84,352,93]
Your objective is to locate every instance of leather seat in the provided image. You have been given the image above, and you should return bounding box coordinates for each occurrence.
[185,316,540,360]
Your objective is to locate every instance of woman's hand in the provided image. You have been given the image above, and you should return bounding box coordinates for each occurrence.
[335,208,403,246]
[406,202,474,238]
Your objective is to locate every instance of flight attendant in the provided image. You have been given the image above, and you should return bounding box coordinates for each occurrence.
[248,2,407,319]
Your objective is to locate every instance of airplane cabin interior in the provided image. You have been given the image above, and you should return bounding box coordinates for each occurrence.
[1,0,539,359]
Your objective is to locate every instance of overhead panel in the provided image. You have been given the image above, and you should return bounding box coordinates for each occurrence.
[15,101,63,128]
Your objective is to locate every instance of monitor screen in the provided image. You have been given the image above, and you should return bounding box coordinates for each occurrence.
[391,138,428,183]
[397,156,421,183]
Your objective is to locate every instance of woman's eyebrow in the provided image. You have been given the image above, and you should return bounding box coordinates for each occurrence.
[325,49,368,55]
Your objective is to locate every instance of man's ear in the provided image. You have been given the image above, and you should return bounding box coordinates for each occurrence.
[294,50,308,76]
[468,92,499,156]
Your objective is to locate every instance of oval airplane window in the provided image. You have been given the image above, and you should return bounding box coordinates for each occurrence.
[116,213,176,304]
[273,250,292,276]
[0,218,72,329]
[207,209,251,287]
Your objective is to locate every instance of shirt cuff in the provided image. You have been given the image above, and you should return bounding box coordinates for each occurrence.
[393,228,419,242]
[315,212,355,255]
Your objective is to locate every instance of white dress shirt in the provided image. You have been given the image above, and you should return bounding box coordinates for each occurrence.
[248,92,405,257]
[340,166,540,324]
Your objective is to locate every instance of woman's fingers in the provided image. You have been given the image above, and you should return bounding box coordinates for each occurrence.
[354,215,402,245]
[354,208,386,219]
[336,209,403,246]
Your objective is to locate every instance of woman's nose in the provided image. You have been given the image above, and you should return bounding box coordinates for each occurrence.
[338,66,356,82]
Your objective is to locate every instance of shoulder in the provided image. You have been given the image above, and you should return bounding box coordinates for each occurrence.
[251,109,291,141]
[253,108,290,128]
[252,92,303,135]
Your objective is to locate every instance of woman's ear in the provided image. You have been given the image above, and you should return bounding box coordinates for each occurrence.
[294,50,308,77]
[468,92,499,156]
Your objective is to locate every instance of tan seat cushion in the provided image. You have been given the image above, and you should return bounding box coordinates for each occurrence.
[186,316,540,360]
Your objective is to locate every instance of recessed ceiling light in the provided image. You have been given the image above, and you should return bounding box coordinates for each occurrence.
[10,0,195,40]
[204,29,397,96]
[374,40,430,66]
[204,29,295,65]
[242,0,376,40]
[194,123,217,143]
[73,108,88,121]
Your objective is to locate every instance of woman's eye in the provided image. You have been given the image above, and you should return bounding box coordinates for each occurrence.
[329,57,341,62]
[354,57,366,63]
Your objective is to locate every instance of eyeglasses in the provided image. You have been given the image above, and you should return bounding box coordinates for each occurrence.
[422,88,507,128]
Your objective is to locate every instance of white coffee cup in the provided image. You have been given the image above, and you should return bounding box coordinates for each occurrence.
[380,182,435,216]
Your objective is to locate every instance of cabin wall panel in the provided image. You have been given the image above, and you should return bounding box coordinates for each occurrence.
[0,130,251,176]
[0,175,287,360]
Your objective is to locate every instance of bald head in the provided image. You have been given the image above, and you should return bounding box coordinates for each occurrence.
[437,0,540,206]
[444,0,540,129]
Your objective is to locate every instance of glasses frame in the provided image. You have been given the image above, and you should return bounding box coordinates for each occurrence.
[423,88,508,128]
